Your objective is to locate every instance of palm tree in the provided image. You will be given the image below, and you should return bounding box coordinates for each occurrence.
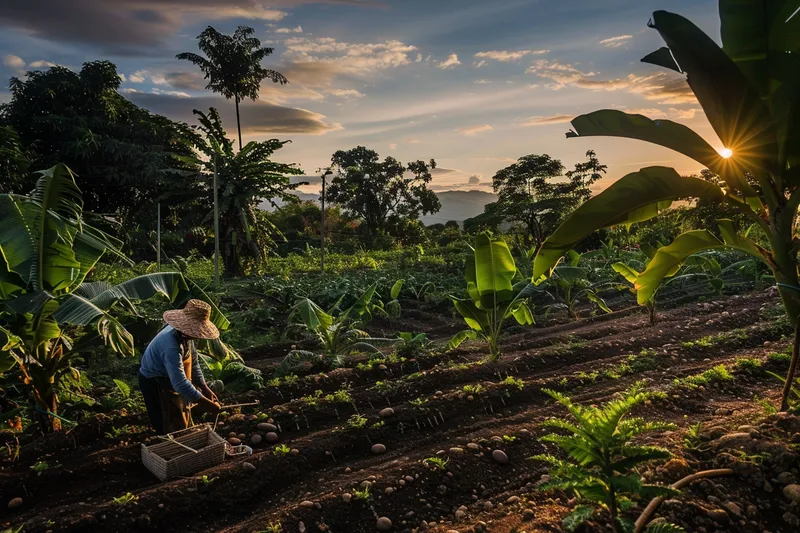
[177,26,288,150]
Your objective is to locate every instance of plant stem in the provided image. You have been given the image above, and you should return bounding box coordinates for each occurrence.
[781,315,800,411]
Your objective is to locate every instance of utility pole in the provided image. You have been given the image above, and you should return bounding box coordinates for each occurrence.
[320,168,332,273]
[156,202,161,272]
[213,157,220,289]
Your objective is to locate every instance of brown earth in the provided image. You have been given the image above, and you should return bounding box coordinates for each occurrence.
[2,288,800,533]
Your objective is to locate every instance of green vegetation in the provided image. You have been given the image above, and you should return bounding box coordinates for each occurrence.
[423,457,449,470]
[673,365,734,389]
[273,444,291,456]
[532,1,800,411]
[112,493,139,506]
[532,383,676,533]
[448,233,535,361]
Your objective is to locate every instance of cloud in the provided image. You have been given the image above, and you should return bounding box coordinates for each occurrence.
[438,53,461,69]
[388,143,397,149]
[473,60,488,68]
[275,25,303,33]
[430,167,459,176]
[328,88,365,98]
[28,59,57,68]
[468,175,481,184]
[3,54,25,71]
[0,1,365,50]
[283,36,418,77]
[521,114,574,126]
[527,59,696,104]
[623,107,700,120]
[458,124,493,136]
[473,49,548,62]
[474,79,491,84]
[407,139,421,144]
[127,92,342,135]
[599,35,633,48]
[163,70,207,91]
[129,70,147,83]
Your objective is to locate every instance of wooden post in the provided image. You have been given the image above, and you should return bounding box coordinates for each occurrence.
[213,157,220,290]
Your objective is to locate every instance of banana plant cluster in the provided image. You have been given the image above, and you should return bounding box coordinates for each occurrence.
[533,1,800,410]
[448,233,536,361]
[278,283,393,374]
[544,250,612,320]
[0,165,229,432]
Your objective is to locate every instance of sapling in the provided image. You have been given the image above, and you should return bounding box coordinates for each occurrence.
[423,457,449,471]
[112,493,139,506]
[531,382,677,532]
[274,444,291,456]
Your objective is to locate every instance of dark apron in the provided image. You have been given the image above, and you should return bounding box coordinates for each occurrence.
[139,338,195,435]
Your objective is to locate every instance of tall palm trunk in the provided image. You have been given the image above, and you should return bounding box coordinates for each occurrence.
[235,95,243,151]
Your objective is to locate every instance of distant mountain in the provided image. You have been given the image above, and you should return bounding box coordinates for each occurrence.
[259,189,495,226]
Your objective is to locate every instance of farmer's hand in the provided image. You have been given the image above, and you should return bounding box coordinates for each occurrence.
[204,387,219,404]
[198,396,221,415]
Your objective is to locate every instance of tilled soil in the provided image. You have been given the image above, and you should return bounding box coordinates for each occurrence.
[2,289,800,533]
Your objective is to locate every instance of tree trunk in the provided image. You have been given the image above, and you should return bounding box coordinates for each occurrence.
[32,386,60,433]
[235,96,243,152]
[772,232,800,410]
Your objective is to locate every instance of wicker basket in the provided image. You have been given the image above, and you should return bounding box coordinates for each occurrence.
[141,424,226,481]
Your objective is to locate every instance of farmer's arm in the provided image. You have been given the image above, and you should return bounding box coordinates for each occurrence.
[163,347,203,402]
[190,343,218,401]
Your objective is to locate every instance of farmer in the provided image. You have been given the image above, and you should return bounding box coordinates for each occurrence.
[138,299,221,435]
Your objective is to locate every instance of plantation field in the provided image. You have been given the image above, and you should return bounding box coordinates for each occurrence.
[3,287,798,533]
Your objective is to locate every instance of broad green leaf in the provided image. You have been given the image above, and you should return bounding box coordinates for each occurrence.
[344,282,377,319]
[0,195,36,284]
[586,291,612,314]
[635,230,725,304]
[473,233,516,308]
[568,110,723,174]
[641,47,680,72]
[293,298,334,331]
[451,297,490,331]
[533,167,724,280]
[648,10,778,176]
[390,279,404,299]
[447,329,479,350]
[554,265,588,285]
[717,219,769,261]
[640,243,658,260]
[507,300,534,325]
[612,262,640,285]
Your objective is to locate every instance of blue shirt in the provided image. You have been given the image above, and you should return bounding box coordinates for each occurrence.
[139,325,207,401]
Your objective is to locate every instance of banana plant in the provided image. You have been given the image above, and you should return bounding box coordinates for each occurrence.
[0,165,230,432]
[448,233,536,361]
[544,251,612,320]
[277,283,393,375]
[533,1,800,410]
[384,279,404,319]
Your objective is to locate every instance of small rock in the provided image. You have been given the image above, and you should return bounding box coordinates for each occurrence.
[455,508,467,520]
[709,509,729,524]
[385,487,394,495]
[467,443,480,452]
[483,501,494,511]
[227,437,241,446]
[7,497,22,510]
[257,422,277,432]
[380,407,395,418]
[522,508,535,521]
[299,521,306,533]
[506,495,520,505]
[783,484,800,504]
[449,447,465,454]
[376,516,393,531]
[342,493,352,503]
[714,408,731,416]
[492,450,509,464]
[242,462,256,473]
[250,434,262,445]
[290,448,300,456]
[777,472,796,485]
[723,501,742,517]
[372,443,387,455]
[300,500,315,509]
[265,432,279,443]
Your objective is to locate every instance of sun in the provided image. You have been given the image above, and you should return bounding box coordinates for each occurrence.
[719,148,733,159]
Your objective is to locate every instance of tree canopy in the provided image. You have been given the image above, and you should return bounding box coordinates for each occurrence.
[0,61,197,223]
[465,150,606,249]
[327,146,441,237]
[178,25,287,150]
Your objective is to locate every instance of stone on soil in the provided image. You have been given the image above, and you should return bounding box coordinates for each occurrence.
[784,484,800,504]
[372,443,387,454]
[376,516,393,531]
[7,497,22,509]
[492,449,509,464]
[242,462,256,473]
[257,422,277,432]
[250,434,262,445]
[380,407,395,418]
[265,432,279,443]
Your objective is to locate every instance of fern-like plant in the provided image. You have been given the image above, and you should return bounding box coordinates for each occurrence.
[531,382,678,533]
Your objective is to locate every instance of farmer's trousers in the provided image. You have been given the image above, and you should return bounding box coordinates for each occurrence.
[138,371,193,435]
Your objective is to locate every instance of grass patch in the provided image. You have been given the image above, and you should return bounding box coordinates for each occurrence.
[681,329,748,350]
[603,348,658,379]
[674,364,734,389]
[734,357,764,376]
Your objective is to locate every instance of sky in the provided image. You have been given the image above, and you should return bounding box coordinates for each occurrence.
[0,0,725,193]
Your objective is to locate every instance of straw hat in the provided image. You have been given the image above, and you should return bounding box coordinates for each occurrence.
[163,299,220,340]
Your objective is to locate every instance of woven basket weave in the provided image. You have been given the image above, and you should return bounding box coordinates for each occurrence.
[141,424,226,481]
